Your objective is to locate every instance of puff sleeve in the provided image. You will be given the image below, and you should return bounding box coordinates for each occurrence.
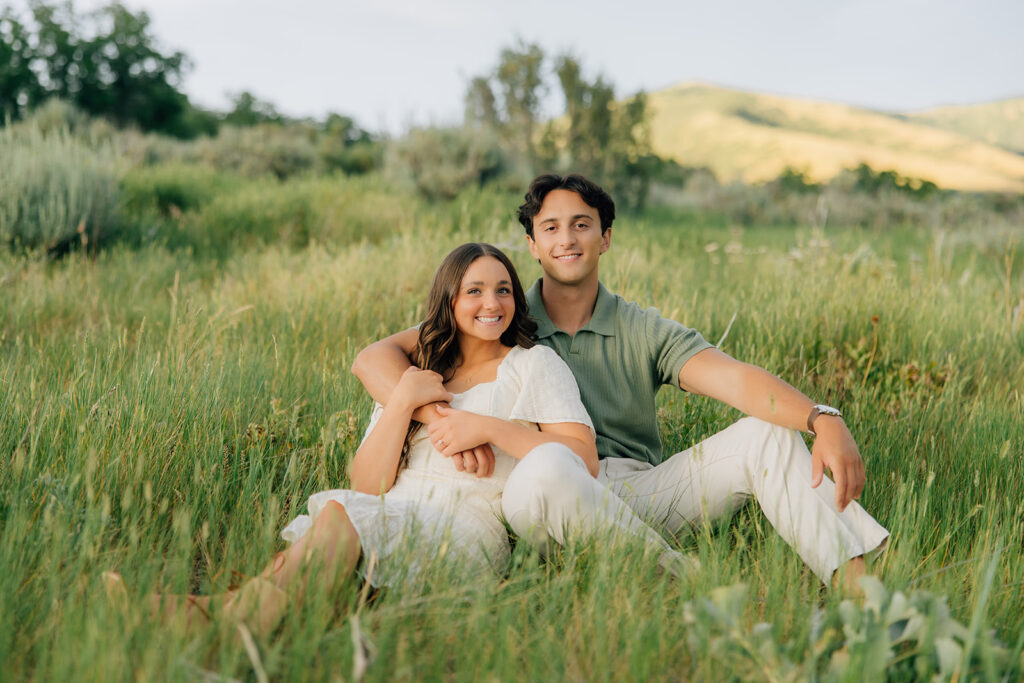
[507,346,595,436]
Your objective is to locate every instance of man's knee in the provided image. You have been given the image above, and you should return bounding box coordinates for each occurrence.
[502,444,590,532]
[734,416,798,446]
[510,442,589,484]
[732,416,805,471]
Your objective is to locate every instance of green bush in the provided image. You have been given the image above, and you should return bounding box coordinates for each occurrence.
[178,175,420,256]
[189,123,318,179]
[120,163,244,217]
[389,126,506,200]
[0,122,122,251]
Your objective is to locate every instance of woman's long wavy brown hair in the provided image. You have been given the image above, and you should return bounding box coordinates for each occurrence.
[398,243,537,469]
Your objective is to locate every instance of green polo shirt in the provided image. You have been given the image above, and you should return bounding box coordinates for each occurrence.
[525,279,713,465]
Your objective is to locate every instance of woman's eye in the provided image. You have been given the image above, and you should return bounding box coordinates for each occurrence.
[498,287,511,295]
[466,288,480,294]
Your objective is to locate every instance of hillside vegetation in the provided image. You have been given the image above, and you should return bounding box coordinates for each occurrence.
[907,97,1024,155]
[647,83,1024,193]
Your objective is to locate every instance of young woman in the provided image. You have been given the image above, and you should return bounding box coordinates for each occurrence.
[107,243,606,630]
[278,242,601,591]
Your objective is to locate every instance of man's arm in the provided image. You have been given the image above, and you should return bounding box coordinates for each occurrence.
[678,347,864,512]
[351,328,495,477]
[351,328,439,421]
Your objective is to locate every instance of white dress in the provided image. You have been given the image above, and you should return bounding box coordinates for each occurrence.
[280,345,594,589]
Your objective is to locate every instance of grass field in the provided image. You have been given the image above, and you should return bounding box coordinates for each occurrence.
[2,185,1023,680]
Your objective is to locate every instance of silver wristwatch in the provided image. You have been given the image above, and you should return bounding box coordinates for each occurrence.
[807,404,842,435]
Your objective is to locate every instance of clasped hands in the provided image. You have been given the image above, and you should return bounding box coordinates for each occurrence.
[392,367,496,478]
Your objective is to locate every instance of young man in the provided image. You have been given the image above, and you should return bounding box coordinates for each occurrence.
[353,174,888,586]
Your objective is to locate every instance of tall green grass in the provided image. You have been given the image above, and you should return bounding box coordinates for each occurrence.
[1,196,1022,679]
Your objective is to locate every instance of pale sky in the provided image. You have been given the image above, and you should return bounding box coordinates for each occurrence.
[20,0,1024,133]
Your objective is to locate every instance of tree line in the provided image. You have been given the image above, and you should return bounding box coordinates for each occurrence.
[0,0,376,144]
[395,40,668,210]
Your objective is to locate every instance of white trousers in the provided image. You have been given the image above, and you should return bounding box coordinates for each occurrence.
[501,417,889,584]
[500,442,680,560]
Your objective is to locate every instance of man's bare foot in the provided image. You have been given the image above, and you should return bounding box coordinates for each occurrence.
[832,556,868,597]
[656,550,701,583]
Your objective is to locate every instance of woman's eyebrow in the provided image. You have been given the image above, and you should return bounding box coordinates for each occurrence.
[464,279,512,286]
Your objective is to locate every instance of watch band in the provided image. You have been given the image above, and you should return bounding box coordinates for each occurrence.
[807,404,842,435]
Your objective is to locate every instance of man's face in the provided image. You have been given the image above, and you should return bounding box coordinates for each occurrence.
[527,189,611,287]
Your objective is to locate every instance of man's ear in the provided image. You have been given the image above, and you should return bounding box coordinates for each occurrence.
[526,233,539,260]
[600,227,612,254]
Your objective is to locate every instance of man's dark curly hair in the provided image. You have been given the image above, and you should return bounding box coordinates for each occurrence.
[516,173,616,238]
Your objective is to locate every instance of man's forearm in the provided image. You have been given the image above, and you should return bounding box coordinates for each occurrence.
[352,342,411,404]
[681,348,863,506]
[351,330,444,424]
[730,363,816,432]
[681,349,817,431]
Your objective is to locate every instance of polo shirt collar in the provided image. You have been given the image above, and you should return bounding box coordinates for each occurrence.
[525,278,617,339]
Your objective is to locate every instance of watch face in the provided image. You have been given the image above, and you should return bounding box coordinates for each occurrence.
[816,405,842,417]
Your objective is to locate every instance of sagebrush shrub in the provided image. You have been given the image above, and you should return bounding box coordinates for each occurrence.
[0,123,122,251]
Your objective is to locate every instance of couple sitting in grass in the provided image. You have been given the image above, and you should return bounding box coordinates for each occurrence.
[110,173,888,629]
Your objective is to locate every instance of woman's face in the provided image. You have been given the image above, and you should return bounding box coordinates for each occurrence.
[451,256,515,342]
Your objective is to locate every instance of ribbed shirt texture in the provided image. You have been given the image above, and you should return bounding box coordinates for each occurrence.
[525,279,712,465]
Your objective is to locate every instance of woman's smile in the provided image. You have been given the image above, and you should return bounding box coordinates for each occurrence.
[452,256,515,341]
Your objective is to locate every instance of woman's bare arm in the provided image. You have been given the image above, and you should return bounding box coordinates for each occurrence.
[349,368,453,495]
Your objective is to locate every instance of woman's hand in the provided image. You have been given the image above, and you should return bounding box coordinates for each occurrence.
[427,405,493,461]
[391,367,453,414]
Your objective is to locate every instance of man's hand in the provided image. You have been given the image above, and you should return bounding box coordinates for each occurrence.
[427,405,495,476]
[810,417,865,512]
[449,444,496,478]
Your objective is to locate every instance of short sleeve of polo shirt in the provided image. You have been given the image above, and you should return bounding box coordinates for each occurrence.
[644,308,714,387]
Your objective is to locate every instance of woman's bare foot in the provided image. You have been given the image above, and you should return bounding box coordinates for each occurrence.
[102,571,128,610]
[832,556,868,596]
[222,578,288,636]
[102,570,213,629]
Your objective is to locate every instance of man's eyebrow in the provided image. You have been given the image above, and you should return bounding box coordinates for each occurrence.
[538,212,594,224]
